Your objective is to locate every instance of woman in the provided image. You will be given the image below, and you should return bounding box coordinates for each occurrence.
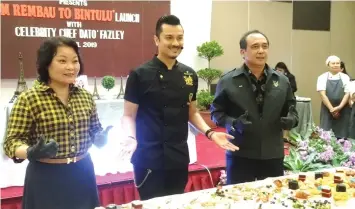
[275,62,297,93]
[341,61,349,75]
[316,55,351,138]
[3,37,112,209]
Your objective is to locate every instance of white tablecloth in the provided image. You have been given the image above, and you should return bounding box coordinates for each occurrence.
[0,99,197,188]
[120,167,354,209]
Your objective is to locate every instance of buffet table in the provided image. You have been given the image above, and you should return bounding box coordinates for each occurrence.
[111,167,355,209]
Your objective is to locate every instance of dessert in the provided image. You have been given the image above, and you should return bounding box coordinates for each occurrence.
[131,200,143,209]
[273,179,282,188]
[295,190,309,199]
[323,172,330,177]
[288,180,299,190]
[334,174,343,183]
[336,183,347,192]
[345,169,355,176]
[336,169,344,173]
[298,174,306,182]
[321,186,332,198]
[315,172,323,179]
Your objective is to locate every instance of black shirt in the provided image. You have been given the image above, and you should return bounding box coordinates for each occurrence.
[124,56,198,169]
[244,65,267,116]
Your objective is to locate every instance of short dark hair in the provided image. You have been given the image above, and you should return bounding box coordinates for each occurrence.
[155,15,181,37]
[239,30,269,50]
[36,37,84,83]
[275,62,290,74]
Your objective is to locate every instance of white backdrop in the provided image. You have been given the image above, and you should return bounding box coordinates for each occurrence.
[0,99,197,188]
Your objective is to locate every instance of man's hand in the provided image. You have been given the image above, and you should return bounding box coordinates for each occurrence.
[232,111,252,134]
[281,105,297,130]
[210,132,239,151]
[117,136,137,160]
[94,126,113,148]
[27,136,59,161]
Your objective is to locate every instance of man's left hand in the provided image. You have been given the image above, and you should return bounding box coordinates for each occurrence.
[280,105,297,130]
[210,132,239,151]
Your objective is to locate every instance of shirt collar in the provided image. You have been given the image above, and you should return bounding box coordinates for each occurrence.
[232,63,276,77]
[152,55,179,69]
[35,80,79,93]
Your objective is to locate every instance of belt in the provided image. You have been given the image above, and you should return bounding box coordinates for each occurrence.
[37,153,88,164]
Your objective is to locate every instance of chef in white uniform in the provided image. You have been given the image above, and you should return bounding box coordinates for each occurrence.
[317,55,350,138]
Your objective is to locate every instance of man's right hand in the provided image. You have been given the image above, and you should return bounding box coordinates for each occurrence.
[26,136,59,162]
[232,111,252,134]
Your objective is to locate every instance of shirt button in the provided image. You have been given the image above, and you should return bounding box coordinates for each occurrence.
[182,104,186,108]
[162,86,166,89]
[181,86,185,89]
[164,105,167,108]
[164,123,168,126]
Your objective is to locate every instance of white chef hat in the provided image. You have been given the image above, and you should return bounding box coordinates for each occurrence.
[325,55,340,66]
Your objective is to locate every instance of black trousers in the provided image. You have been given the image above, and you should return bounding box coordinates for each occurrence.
[226,155,284,185]
[133,165,189,200]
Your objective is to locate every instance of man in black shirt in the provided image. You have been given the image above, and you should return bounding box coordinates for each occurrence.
[122,15,238,200]
[211,30,299,184]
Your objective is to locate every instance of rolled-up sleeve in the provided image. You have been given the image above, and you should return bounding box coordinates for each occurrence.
[88,99,103,139]
[4,94,33,158]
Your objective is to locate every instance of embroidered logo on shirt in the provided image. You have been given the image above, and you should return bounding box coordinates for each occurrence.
[273,80,279,87]
[184,71,194,86]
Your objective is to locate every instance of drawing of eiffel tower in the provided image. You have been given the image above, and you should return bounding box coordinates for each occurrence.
[9,52,28,103]
[116,76,125,99]
[92,77,100,100]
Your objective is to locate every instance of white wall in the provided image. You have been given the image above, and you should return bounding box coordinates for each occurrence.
[171,0,212,72]
[0,1,212,105]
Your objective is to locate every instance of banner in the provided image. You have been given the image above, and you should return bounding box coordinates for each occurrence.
[1,0,170,78]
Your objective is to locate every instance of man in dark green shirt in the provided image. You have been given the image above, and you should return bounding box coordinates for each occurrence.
[211,30,299,184]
